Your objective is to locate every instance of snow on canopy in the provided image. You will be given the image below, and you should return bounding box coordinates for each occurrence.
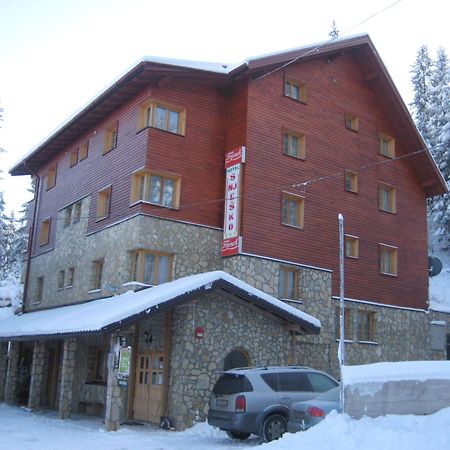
[0,270,320,339]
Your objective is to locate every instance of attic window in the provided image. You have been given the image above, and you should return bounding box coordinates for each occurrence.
[284,76,308,103]
[379,134,395,158]
[345,113,359,132]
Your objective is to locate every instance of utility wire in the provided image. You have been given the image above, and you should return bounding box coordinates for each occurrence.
[32,142,445,222]
[251,0,404,83]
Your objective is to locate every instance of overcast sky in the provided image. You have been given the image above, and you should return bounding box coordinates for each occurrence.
[0,0,449,214]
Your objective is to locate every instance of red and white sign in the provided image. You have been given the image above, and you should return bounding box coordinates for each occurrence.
[221,147,245,257]
[225,145,246,168]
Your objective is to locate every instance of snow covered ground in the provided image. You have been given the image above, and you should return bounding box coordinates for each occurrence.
[429,247,450,313]
[0,402,449,450]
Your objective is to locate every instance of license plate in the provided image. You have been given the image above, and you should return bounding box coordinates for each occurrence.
[216,398,228,407]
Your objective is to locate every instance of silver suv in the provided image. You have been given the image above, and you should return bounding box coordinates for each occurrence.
[207,366,338,442]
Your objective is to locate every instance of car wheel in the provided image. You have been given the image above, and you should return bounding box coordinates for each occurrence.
[262,414,287,442]
[226,431,251,440]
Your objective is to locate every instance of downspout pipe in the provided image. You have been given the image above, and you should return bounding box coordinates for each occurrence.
[21,161,40,313]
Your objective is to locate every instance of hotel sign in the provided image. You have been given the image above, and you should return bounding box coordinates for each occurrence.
[221,146,245,257]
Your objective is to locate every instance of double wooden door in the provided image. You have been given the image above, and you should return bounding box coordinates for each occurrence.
[133,352,165,423]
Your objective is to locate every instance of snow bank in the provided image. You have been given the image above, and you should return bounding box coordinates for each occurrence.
[1,403,449,450]
[265,408,450,450]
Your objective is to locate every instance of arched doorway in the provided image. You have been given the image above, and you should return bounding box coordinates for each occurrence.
[223,348,250,371]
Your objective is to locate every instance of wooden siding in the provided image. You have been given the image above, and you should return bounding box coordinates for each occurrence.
[28,50,431,310]
[31,79,229,257]
[242,53,429,309]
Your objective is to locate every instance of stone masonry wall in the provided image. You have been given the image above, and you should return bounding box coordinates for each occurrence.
[4,342,20,404]
[58,338,77,419]
[25,212,222,310]
[167,290,297,430]
[224,254,445,380]
[28,341,48,410]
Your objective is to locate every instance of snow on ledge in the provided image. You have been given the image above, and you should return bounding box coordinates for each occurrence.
[343,361,450,385]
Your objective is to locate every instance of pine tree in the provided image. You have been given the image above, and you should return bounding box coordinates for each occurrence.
[410,46,433,146]
[411,46,450,251]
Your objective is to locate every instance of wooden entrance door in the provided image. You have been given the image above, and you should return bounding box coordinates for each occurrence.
[133,352,165,423]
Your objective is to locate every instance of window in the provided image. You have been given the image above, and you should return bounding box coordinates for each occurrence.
[277,373,313,392]
[131,250,172,285]
[66,267,74,288]
[379,244,398,276]
[91,259,104,291]
[57,270,65,290]
[345,235,359,259]
[79,140,89,161]
[72,201,82,223]
[131,170,180,208]
[283,129,306,159]
[335,307,352,340]
[139,100,186,135]
[278,266,299,299]
[35,276,44,304]
[282,193,304,228]
[378,183,396,213]
[96,186,112,221]
[64,205,73,228]
[104,122,118,154]
[358,310,376,342]
[344,170,358,193]
[284,76,307,103]
[46,167,57,190]
[345,113,359,131]
[39,218,51,246]
[379,134,395,158]
[70,149,78,167]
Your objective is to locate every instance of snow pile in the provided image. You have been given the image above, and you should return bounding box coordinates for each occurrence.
[429,248,450,313]
[265,408,450,450]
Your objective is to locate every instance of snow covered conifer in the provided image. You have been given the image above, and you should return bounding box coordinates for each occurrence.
[411,46,433,146]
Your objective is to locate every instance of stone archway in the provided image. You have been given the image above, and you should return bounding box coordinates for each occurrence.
[223,348,250,371]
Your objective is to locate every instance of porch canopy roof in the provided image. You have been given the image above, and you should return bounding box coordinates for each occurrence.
[0,271,321,341]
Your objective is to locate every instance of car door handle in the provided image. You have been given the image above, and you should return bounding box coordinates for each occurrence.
[279,396,290,400]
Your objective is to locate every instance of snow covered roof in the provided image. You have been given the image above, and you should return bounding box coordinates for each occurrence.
[141,56,239,74]
[0,271,320,340]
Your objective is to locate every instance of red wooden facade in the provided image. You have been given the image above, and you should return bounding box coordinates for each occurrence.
[12,35,446,311]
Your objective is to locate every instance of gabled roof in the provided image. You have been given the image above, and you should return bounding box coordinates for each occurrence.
[10,34,446,196]
[0,271,320,341]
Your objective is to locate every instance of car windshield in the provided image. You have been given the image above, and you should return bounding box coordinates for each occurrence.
[212,373,253,395]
